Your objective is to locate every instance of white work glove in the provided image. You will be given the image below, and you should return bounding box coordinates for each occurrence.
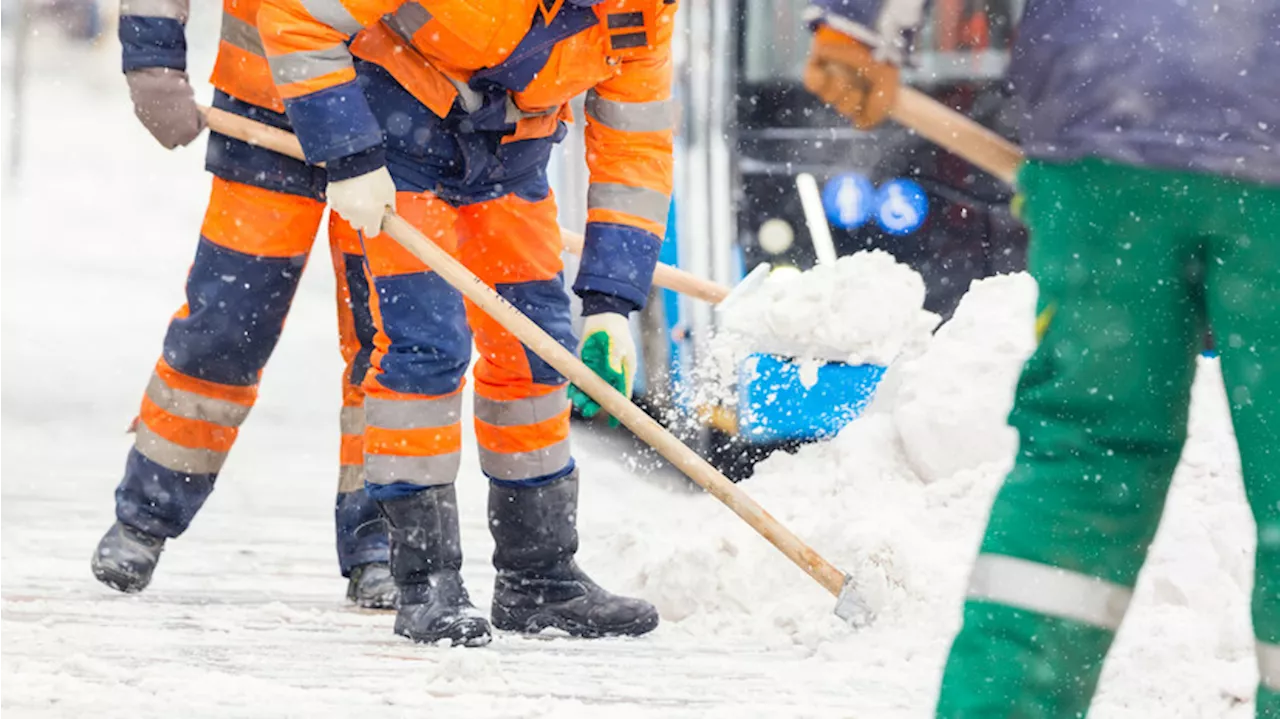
[126,67,206,149]
[326,166,396,237]
[568,312,636,428]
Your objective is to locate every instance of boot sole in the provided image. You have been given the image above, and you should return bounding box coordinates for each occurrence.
[91,564,150,594]
[347,586,398,611]
[395,618,493,647]
[492,608,659,639]
[352,596,398,611]
[346,564,398,610]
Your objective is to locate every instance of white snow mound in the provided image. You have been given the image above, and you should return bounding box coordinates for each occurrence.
[888,272,1039,482]
[718,250,941,365]
[608,272,1257,717]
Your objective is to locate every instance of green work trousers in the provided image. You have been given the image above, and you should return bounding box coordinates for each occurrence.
[936,159,1280,718]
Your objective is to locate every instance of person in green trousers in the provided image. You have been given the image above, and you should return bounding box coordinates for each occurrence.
[802,0,1280,714]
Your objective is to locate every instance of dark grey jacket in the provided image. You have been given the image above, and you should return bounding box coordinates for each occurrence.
[810,0,1280,186]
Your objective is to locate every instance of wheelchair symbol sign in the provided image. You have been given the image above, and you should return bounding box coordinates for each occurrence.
[874,179,928,235]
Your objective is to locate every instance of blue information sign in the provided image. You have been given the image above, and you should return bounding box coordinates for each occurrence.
[874,178,929,235]
[821,173,875,230]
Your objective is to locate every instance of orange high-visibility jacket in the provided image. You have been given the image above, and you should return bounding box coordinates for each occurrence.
[257,0,678,310]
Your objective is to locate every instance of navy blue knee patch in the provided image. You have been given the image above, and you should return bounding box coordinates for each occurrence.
[372,271,471,396]
[164,238,306,386]
[495,274,576,386]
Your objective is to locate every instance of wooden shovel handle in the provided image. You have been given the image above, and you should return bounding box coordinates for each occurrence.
[890,86,1023,185]
[202,106,307,161]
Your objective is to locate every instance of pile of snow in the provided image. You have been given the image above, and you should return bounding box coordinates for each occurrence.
[601,273,1258,716]
[883,272,1039,482]
[616,273,1037,634]
[717,251,941,366]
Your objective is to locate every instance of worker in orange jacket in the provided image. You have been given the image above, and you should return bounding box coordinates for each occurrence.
[91,0,395,608]
[256,0,677,645]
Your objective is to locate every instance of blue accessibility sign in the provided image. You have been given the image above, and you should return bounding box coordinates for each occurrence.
[874,178,929,235]
[821,173,875,230]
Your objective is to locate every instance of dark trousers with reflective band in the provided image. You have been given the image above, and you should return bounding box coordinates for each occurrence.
[935,159,1280,718]
[114,159,386,577]
[361,190,577,498]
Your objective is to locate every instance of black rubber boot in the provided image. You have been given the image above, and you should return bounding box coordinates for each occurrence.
[346,562,397,610]
[378,486,490,646]
[91,521,165,593]
[489,471,659,638]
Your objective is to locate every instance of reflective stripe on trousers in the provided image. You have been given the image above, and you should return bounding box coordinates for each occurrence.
[338,404,365,493]
[337,463,364,493]
[134,364,254,475]
[966,554,1134,631]
[473,388,572,481]
[145,372,252,427]
[340,403,365,435]
[363,393,462,486]
[1260,641,1280,692]
[135,423,229,475]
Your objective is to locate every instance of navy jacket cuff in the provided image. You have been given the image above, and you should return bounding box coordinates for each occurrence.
[580,291,639,317]
[120,16,187,72]
[326,146,387,181]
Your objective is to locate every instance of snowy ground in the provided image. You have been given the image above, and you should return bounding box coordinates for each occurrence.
[1,25,1262,719]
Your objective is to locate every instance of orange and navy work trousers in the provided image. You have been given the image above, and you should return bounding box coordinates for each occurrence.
[360,190,578,498]
[114,97,387,576]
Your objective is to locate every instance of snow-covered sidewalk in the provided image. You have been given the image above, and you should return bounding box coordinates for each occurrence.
[0,36,860,719]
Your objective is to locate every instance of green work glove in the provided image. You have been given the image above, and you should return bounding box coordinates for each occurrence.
[568,312,636,428]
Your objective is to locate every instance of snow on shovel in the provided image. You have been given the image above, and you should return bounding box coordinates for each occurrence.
[197,106,872,627]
